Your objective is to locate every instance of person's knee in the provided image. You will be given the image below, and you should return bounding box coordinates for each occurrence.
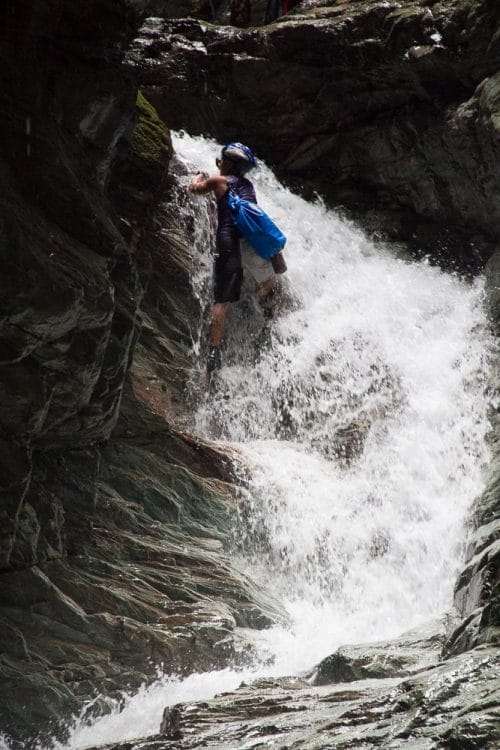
[212,301,230,318]
[210,302,230,329]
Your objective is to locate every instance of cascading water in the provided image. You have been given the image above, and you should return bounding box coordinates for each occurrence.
[53,132,493,749]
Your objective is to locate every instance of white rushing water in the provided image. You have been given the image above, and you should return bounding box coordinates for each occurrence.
[53,132,492,749]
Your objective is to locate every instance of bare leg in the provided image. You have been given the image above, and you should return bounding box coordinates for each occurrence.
[206,302,230,383]
[209,301,230,346]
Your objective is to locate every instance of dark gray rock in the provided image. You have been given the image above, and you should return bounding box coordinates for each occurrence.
[312,619,449,685]
[160,705,183,740]
[444,245,500,657]
[0,2,284,747]
[0,1,499,748]
[84,645,500,749]
[131,0,500,266]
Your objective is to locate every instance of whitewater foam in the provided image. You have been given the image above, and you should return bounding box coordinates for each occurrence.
[41,131,492,749]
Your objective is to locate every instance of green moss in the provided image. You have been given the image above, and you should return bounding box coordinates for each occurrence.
[109,90,172,228]
[131,91,171,167]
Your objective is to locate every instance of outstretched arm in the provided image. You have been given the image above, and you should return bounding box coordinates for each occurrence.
[189,173,228,199]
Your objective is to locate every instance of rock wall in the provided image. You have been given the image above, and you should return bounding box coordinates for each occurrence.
[0,2,281,746]
[0,0,498,747]
[135,0,500,267]
[443,248,500,656]
[144,0,270,27]
[0,0,145,571]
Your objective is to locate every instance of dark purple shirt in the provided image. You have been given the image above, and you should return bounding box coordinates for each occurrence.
[217,175,257,242]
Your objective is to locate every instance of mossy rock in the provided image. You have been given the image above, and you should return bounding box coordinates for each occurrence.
[132,90,172,170]
[108,91,172,232]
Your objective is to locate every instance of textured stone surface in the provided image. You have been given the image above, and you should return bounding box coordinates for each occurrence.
[443,246,500,657]
[131,0,500,266]
[0,2,283,747]
[0,0,144,571]
[84,644,500,750]
[144,0,270,26]
[0,1,499,748]
[312,619,449,685]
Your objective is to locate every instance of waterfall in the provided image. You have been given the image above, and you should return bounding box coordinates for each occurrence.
[56,132,492,748]
[180,131,492,664]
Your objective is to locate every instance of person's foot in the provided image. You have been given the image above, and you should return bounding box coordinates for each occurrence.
[207,346,222,376]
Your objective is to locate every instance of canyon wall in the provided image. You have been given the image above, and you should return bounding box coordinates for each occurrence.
[0,0,498,746]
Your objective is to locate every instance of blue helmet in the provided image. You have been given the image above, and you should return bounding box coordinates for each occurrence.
[221,142,257,173]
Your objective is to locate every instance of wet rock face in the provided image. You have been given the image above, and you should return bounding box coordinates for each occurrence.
[1,0,499,747]
[0,0,150,739]
[132,0,499,263]
[87,642,500,750]
[0,0,145,570]
[311,620,449,685]
[0,2,283,746]
[443,250,500,658]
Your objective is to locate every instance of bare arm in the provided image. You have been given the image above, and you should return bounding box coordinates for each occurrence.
[189,173,228,199]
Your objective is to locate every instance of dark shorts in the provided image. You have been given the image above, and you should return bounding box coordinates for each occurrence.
[214,232,243,304]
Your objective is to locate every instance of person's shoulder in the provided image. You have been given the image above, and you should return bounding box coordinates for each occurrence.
[206,174,228,195]
[208,174,227,187]
[209,174,230,199]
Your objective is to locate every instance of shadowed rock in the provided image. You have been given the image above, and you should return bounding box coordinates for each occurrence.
[0,1,499,748]
[160,705,183,740]
[131,0,500,268]
[0,2,284,746]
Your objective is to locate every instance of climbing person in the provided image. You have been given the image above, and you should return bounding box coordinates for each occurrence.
[188,142,281,380]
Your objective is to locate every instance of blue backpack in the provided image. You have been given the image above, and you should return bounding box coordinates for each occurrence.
[227,190,286,260]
